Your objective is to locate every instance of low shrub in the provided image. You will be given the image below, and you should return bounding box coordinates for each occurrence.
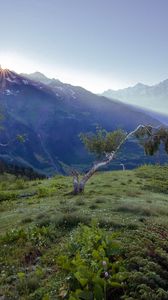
[13,179,27,190]
[136,165,168,182]
[0,225,59,299]
[1,225,58,246]
[89,204,98,210]
[37,186,55,198]
[55,213,91,229]
[143,179,168,194]
[36,213,91,230]
[98,219,126,230]
[17,272,40,294]
[75,199,85,206]
[0,181,8,190]
[0,191,17,202]
[95,198,106,204]
[21,217,33,224]
[116,205,153,216]
[122,225,168,299]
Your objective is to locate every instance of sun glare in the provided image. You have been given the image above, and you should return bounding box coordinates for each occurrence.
[0,53,37,73]
[0,52,124,93]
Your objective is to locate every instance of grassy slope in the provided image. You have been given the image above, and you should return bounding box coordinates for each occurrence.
[1,168,168,234]
[0,166,168,299]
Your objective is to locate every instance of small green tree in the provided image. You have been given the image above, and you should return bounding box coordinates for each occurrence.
[71,125,168,195]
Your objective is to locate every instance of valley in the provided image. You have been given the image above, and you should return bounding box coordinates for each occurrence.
[0,68,167,176]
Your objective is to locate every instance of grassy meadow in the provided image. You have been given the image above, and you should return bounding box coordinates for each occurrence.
[0,165,168,300]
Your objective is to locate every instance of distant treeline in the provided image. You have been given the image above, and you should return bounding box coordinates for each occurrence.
[0,160,46,180]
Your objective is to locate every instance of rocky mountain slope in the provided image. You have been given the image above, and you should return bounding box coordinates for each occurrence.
[0,68,165,175]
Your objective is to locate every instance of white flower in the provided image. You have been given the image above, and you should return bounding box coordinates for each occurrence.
[102,260,107,266]
[104,271,109,278]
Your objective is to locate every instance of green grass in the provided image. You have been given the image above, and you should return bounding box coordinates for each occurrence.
[0,165,168,299]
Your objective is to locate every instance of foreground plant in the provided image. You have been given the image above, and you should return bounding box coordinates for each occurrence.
[58,224,127,300]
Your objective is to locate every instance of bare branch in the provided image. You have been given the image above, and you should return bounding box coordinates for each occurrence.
[0,142,10,147]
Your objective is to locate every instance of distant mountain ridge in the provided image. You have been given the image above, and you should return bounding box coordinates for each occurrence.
[102,79,168,115]
[0,68,166,175]
[24,72,168,126]
[21,71,62,86]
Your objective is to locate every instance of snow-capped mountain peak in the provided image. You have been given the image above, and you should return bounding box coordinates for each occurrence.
[102,79,168,115]
[0,68,31,89]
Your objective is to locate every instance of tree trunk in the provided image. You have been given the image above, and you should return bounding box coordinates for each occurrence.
[73,179,79,195]
[72,152,115,194]
[72,170,80,195]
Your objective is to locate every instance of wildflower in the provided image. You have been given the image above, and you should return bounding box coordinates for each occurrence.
[102,260,107,266]
[104,271,109,278]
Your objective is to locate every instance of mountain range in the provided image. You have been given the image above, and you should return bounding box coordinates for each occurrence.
[102,80,168,116]
[0,68,167,175]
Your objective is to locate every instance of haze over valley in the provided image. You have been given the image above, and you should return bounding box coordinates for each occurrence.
[0,67,167,175]
[102,79,168,116]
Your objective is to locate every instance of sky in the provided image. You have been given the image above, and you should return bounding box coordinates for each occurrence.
[0,0,168,92]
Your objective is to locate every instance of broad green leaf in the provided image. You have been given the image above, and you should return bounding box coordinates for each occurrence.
[92,249,100,260]
[69,296,77,300]
[94,284,104,300]
[93,276,104,287]
[42,295,50,300]
[77,290,93,300]
[74,272,88,287]
[109,281,122,288]
[17,272,25,280]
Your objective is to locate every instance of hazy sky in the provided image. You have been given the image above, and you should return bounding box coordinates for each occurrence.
[0,0,168,92]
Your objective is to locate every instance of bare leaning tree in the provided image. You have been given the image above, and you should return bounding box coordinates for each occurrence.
[71,125,168,195]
